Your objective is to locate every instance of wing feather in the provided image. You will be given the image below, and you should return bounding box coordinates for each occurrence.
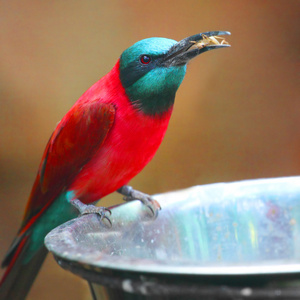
[20,100,115,231]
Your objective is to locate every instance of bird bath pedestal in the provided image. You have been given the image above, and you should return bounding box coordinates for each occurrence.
[45,177,300,299]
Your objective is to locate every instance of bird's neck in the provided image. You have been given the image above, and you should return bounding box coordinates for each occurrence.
[84,60,174,119]
[118,60,176,117]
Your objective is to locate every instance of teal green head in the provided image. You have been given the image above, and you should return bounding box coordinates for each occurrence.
[119,31,230,116]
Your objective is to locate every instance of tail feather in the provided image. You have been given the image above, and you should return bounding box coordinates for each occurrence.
[1,233,28,269]
[0,234,48,300]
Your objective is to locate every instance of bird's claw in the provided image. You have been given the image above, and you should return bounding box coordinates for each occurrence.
[118,186,161,218]
[81,205,112,226]
[71,199,112,227]
[80,205,111,216]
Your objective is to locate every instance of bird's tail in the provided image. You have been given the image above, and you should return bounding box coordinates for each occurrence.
[0,233,48,300]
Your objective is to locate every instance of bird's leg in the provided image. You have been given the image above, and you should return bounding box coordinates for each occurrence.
[117,185,161,217]
[71,199,112,226]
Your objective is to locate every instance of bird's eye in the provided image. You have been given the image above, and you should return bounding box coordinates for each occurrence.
[140,55,151,64]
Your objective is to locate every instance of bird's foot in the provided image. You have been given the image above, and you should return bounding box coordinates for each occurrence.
[71,199,112,226]
[117,185,161,218]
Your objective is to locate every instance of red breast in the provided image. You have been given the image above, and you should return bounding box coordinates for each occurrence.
[69,60,173,203]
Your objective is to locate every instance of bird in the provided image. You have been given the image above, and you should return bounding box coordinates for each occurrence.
[0,31,230,299]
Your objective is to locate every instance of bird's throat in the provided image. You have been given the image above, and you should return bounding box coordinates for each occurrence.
[127,89,176,116]
[119,60,185,116]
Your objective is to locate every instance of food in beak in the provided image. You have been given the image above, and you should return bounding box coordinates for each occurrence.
[190,34,230,49]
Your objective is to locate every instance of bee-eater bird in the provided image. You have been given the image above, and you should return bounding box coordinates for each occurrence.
[0,31,230,299]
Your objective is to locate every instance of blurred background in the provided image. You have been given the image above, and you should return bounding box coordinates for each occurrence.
[0,0,299,299]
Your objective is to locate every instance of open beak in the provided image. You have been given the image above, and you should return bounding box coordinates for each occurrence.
[163,31,231,67]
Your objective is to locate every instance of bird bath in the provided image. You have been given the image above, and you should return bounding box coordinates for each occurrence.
[45,177,300,299]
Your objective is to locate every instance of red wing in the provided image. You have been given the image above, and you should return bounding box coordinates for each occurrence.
[20,100,115,231]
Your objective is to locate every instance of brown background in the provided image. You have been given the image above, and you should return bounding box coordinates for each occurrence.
[0,1,299,299]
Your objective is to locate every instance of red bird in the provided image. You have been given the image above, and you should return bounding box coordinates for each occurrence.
[0,31,230,299]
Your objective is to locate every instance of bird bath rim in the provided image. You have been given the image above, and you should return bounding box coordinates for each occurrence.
[45,176,300,276]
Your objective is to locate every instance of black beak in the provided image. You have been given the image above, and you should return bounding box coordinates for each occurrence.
[163,31,231,67]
